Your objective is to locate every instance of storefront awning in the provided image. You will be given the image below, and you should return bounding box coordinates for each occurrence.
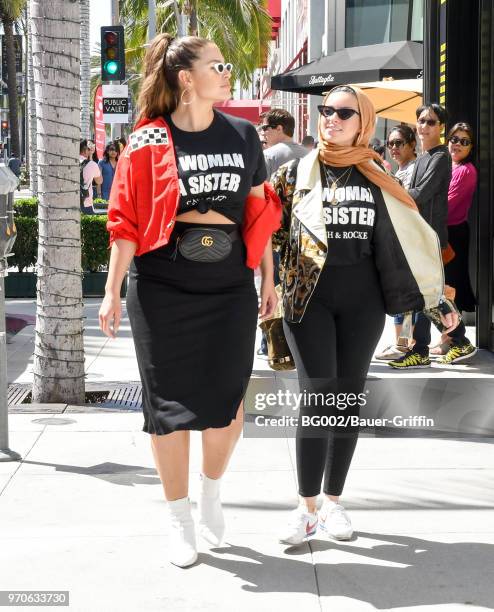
[214,99,271,123]
[271,41,423,96]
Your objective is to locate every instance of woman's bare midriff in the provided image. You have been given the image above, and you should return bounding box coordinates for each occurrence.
[175,210,235,224]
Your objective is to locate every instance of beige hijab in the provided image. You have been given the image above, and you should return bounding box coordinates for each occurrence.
[318,85,418,210]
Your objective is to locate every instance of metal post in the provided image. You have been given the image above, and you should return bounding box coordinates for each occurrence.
[111,0,122,141]
[0,166,21,462]
[149,0,157,41]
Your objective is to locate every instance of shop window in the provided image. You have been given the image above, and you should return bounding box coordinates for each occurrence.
[346,0,421,47]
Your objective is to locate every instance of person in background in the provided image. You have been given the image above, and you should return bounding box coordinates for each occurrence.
[375,125,418,360]
[97,142,119,201]
[116,136,127,154]
[79,139,102,214]
[261,109,308,179]
[301,135,315,150]
[432,122,478,363]
[369,137,392,172]
[388,125,417,188]
[389,103,476,369]
[87,140,99,163]
[256,124,268,149]
[257,108,307,357]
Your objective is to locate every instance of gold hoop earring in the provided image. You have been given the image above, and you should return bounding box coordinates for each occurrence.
[180,88,195,106]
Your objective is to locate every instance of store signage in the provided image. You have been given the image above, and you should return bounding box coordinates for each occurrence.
[308,74,335,87]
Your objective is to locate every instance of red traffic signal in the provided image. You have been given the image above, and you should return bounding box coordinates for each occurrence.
[100,25,125,82]
[1,121,8,130]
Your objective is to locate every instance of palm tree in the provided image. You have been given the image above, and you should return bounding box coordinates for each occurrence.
[29,0,85,404]
[0,0,26,159]
[80,0,91,139]
[120,0,272,89]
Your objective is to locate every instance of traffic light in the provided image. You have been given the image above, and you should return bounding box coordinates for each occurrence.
[1,120,8,140]
[100,25,125,82]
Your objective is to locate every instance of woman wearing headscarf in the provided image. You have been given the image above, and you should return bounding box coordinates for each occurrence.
[272,85,459,546]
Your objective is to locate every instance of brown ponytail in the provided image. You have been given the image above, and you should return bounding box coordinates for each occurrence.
[136,33,211,122]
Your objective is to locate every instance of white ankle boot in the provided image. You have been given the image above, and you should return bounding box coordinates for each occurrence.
[166,497,197,567]
[197,474,225,547]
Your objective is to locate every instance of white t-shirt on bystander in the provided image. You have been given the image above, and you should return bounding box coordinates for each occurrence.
[80,155,101,210]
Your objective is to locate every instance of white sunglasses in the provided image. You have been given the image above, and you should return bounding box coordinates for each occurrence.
[212,62,233,74]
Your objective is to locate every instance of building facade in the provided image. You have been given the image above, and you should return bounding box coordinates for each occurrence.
[262,0,423,140]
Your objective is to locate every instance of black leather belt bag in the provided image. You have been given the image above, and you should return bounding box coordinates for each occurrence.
[176,227,240,262]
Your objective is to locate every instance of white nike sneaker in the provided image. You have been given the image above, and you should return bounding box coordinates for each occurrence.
[319,500,353,541]
[279,506,319,546]
[167,497,198,567]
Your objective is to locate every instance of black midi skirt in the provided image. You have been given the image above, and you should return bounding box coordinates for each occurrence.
[126,222,258,435]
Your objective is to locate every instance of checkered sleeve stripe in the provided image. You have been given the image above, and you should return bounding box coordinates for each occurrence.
[127,127,169,154]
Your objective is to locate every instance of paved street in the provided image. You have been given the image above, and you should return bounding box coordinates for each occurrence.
[2,297,494,611]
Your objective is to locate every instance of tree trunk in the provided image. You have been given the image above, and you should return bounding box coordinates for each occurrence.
[3,16,21,159]
[27,1,38,195]
[80,0,91,140]
[185,0,197,36]
[30,0,85,405]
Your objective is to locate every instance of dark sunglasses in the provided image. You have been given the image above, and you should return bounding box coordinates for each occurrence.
[449,135,472,146]
[108,147,117,151]
[387,139,406,149]
[417,118,440,126]
[260,124,276,132]
[212,62,233,74]
[318,105,360,120]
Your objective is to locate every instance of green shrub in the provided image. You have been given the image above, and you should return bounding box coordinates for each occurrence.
[14,198,38,218]
[9,212,110,274]
[81,214,110,272]
[10,217,38,272]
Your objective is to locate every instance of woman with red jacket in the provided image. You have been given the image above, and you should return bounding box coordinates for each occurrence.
[98,34,280,568]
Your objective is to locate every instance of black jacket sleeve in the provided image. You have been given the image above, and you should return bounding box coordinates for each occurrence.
[408,151,450,210]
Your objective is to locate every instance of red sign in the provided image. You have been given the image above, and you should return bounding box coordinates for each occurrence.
[94,85,106,160]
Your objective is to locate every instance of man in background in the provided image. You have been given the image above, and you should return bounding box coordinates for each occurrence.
[261,109,307,179]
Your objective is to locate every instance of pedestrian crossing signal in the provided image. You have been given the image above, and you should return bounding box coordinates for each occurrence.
[100,26,125,82]
[1,120,8,139]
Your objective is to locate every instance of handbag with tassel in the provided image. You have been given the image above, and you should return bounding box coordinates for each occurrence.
[258,285,295,371]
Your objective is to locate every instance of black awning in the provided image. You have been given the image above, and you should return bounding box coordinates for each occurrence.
[271,41,423,96]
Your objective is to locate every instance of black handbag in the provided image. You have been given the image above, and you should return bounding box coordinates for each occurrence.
[176,227,239,262]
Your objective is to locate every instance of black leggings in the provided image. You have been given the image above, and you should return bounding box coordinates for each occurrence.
[283,258,386,497]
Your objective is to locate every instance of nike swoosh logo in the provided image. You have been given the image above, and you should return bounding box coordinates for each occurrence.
[306,520,318,534]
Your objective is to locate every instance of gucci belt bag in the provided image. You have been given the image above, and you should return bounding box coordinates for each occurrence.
[176,227,240,262]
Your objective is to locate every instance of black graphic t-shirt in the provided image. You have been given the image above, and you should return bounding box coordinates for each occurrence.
[165,110,267,224]
[320,162,376,266]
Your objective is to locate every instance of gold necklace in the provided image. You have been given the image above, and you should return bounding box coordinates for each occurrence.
[322,165,353,205]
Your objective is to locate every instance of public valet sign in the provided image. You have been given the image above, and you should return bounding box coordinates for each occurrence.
[102,84,129,124]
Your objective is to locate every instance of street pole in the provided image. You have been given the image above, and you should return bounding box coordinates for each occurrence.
[0,167,21,462]
[111,0,122,141]
[149,0,157,41]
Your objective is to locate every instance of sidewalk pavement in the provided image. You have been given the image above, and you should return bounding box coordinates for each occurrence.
[2,298,494,611]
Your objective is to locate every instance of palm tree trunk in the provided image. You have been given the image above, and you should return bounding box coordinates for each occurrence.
[185,0,197,35]
[3,16,21,158]
[80,0,91,140]
[27,0,38,195]
[30,0,85,405]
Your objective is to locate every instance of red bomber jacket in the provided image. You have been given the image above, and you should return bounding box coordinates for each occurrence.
[106,115,281,269]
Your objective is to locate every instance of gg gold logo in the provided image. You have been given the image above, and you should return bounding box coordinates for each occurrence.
[201,235,214,247]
